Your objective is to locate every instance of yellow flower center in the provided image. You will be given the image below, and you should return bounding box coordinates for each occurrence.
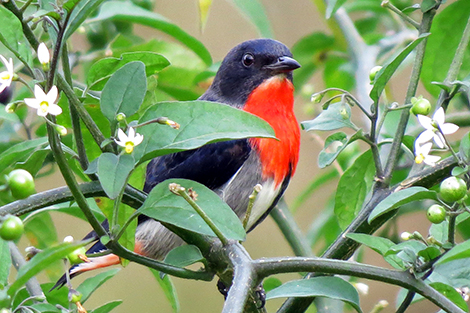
[0,73,10,80]
[415,153,425,164]
[125,142,134,153]
[39,101,49,113]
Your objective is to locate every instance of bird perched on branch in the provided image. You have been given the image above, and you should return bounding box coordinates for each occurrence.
[53,38,301,288]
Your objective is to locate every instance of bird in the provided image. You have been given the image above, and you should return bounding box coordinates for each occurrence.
[53,38,301,289]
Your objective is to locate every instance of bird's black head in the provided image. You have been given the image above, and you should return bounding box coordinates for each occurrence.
[200,39,300,107]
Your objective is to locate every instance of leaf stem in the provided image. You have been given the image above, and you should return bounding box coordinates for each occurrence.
[381,0,420,29]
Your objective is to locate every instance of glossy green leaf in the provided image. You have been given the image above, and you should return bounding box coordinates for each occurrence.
[326,0,348,19]
[8,241,85,297]
[422,1,470,96]
[230,0,273,38]
[134,101,275,164]
[87,52,170,89]
[28,303,61,312]
[77,269,120,303]
[150,269,180,313]
[164,245,204,268]
[100,61,147,122]
[346,233,404,269]
[418,246,441,262]
[266,276,362,313]
[334,151,375,230]
[429,282,468,312]
[0,6,33,69]
[370,33,429,102]
[436,240,470,266]
[97,153,135,199]
[89,300,123,313]
[0,238,10,287]
[90,1,212,65]
[318,130,362,168]
[139,179,246,241]
[0,138,48,175]
[368,187,438,223]
[302,102,357,132]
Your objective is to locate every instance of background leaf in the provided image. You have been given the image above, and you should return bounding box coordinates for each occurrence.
[230,0,273,38]
[150,269,180,313]
[302,102,357,132]
[77,269,120,304]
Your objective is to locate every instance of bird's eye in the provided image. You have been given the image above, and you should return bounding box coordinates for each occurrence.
[242,53,254,67]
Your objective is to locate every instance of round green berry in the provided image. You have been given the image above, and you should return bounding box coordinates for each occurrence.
[0,215,24,241]
[440,176,467,203]
[427,204,446,224]
[7,169,35,200]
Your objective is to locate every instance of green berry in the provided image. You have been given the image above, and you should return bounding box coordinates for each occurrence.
[67,246,87,265]
[427,204,446,224]
[410,97,431,116]
[440,176,467,203]
[69,290,82,303]
[7,169,35,200]
[369,66,382,82]
[0,215,24,241]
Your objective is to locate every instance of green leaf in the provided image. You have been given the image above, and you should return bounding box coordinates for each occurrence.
[421,0,438,13]
[346,233,404,269]
[0,238,11,287]
[77,269,120,304]
[64,0,107,39]
[87,52,170,89]
[138,179,246,241]
[368,187,438,223]
[97,153,135,199]
[323,55,355,91]
[436,240,470,266]
[421,1,470,96]
[28,303,61,313]
[90,1,212,66]
[318,130,362,168]
[150,269,180,313]
[263,277,283,293]
[100,61,147,122]
[7,242,85,297]
[0,6,33,69]
[334,151,375,230]
[418,246,441,262]
[266,276,362,313]
[164,245,204,268]
[301,102,357,132]
[369,33,429,102]
[459,131,470,163]
[134,101,275,164]
[326,0,348,19]
[429,282,469,312]
[292,32,335,89]
[230,0,273,38]
[0,138,48,175]
[89,300,123,313]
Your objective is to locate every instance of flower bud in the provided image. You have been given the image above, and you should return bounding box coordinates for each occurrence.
[37,43,50,71]
[116,112,126,121]
[55,125,67,136]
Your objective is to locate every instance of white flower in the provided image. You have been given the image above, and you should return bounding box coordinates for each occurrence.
[37,42,50,66]
[115,127,144,153]
[353,282,369,295]
[0,55,14,94]
[414,142,441,166]
[416,107,458,148]
[24,85,61,116]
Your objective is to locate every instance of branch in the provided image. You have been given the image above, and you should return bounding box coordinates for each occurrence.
[254,257,464,313]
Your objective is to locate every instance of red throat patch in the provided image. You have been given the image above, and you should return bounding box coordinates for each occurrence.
[243,76,300,186]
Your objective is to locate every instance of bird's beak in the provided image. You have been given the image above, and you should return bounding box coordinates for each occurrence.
[265,56,301,73]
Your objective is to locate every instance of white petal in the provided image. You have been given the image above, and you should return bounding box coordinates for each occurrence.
[127,127,135,140]
[37,43,50,64]
[34,85,47,100]
[434,133,445,149]
[24,98,39,109]
[36,108,48,117]
[440,123,459,135]
[47,86,58,104]
[424,155,441,166]
[0,83,6,94]
[417,114,433,130]
[416,130,434,145]
[433,107,445,125]
[0,55,8,68]
[419,142,433,155]
[133,133,144,146]
[117,128,128,142]
[48,104,62,116]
